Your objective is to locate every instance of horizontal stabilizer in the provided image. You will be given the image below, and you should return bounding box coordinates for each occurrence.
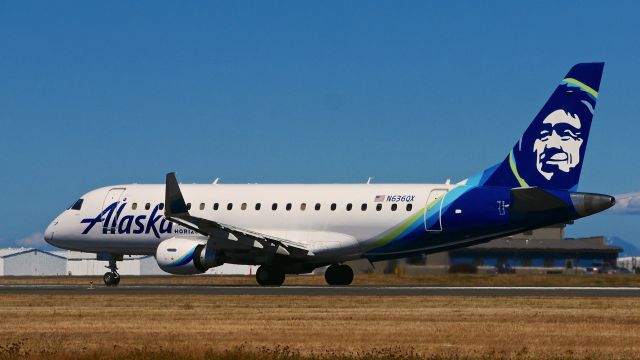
[509,187,569,214]
[509,187,615,218]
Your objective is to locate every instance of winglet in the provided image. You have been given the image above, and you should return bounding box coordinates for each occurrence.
[165,172,190,217]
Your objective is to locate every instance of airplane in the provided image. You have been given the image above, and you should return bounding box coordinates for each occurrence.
[44,63,615,286]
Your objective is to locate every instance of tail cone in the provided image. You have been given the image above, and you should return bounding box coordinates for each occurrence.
[570,193,616,217]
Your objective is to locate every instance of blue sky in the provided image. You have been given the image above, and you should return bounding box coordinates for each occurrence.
[1,1,640,248]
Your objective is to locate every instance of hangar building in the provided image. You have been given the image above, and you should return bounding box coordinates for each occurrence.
[447,224,621,270]
[618,257,640,271]
[0,248,66,275]
[0,248,257,276]
[350,224,622,274]
[51,251,167,276]
[50,251,256,276]
[405,224,621,274]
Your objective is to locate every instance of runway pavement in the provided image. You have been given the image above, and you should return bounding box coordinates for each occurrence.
[1,284,640,297]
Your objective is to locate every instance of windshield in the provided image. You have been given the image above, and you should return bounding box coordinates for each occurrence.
[68,198,84,210]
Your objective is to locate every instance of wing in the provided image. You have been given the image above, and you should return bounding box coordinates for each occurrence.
[164,172,311,258]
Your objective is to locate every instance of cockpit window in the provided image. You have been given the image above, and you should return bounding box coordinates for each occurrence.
[69,199,84,210]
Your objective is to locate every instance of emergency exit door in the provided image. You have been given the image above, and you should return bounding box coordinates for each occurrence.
[424,189,447,231]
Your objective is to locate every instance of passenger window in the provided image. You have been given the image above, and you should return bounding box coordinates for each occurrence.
[361,203,367,211]
[391,203,397,211]
[286,203,292,211]
[145,203,151,210]
[132,203,137,210]
[159,203,164,210]
[300,203,307,211]
[376,203,382,211]
[331,203,336,211]
[346,203,352,211]
[213,203,219,210]
[241,203,247,210]
[255,203,261,210]
[272,203,278,211]
[227,203,233,210]
[167,248,177,252]
[199,203,205,210]
[406,203,413,211]
[186,203,191,210]
[315,203,321,211]
[69,199,84,210]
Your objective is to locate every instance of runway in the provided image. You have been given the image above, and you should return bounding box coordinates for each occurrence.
[2,284,640,297]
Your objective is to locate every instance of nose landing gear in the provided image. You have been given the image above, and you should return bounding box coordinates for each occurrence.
[103,256,121,287]
[103,271,120,286]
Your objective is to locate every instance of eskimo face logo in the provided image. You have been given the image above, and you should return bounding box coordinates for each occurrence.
[533,109,583,180]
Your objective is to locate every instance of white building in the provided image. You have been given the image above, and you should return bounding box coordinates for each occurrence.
[617,256,640,271]
[0,248,67,275]
[51,251,167,276]
[0,248,259,276]
[50,250,257,276]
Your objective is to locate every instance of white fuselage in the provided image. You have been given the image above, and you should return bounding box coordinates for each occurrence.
[46,183,453,262]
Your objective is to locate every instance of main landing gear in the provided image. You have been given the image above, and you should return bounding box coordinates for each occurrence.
[103,257,121,287]
[256,265,285,286]
[324,264,353,286]
[254,264,354,286]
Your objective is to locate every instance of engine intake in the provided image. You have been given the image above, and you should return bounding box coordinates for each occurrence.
[156,237,220,274]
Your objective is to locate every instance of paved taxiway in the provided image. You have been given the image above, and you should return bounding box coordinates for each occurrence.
[1,285,640,297]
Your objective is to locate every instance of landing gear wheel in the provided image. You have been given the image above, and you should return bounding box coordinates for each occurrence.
[325,264,354,286]
[256,265,285,286]
[103,256,121,287]
[103,272,120,286]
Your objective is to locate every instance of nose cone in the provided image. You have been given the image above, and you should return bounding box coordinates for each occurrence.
[44,219,58,246]
[571,193,616,217]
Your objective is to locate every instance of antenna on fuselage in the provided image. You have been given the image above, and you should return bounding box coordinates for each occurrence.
[367,177,373,184]
[213,178,220,184]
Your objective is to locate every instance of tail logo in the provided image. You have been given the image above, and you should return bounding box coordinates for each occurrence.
[533,109,584,180]
[474,63,604,191]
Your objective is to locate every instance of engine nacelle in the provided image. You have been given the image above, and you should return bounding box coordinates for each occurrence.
[155,237,220,275]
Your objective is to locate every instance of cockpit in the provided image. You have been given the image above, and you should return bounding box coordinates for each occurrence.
[68,198,84,211]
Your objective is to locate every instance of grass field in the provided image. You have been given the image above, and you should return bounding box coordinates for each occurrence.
[1,293,640,360]
[1,273,640,287]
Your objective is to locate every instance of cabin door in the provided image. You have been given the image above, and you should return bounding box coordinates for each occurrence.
[101,187,126,232]
[424,189,448,231]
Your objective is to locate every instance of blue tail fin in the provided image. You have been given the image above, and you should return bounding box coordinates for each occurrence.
[469,63,604,191]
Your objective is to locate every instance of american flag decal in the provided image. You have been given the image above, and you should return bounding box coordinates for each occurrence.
[374,195,385,202]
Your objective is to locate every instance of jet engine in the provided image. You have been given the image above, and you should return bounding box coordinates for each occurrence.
[155,237,220,274]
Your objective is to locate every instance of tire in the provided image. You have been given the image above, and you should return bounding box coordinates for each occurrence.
[103,272,114,286]
[271,267,285,286]
[324,265,338,285]
[338,264,354,286]
[325,264,354,286]
[256,266,271,286]
[256,266,286,286]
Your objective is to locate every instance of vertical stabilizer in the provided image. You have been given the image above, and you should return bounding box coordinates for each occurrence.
[469,63,604,191]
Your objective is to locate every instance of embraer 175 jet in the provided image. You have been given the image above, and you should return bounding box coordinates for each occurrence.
[45,63,615,286]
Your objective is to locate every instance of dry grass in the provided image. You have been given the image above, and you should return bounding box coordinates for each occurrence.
[0,294,639,359]
[1,274,640,287]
